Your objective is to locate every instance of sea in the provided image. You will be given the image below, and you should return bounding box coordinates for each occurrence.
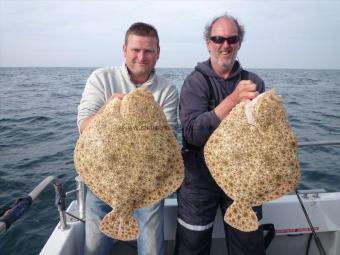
[0,67,340,254]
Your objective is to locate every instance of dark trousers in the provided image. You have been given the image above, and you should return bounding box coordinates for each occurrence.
[174,185,266,255]
[174,151,266,255]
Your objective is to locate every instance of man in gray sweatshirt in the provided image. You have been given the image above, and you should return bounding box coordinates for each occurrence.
[77,22,178,255]
[175,14,266,255]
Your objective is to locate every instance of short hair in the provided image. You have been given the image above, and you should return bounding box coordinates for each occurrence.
[204,14,245,43]
[125,22,159,47]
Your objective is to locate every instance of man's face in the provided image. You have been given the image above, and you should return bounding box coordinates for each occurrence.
[207,18,240,72]
[123,34,159,80]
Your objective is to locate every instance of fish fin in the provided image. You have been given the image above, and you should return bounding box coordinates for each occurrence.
[99,212,139,241]
[225,200,259,232]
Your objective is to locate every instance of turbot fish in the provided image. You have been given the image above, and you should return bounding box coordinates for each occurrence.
[74,87,184,240]
[204,89,300,232]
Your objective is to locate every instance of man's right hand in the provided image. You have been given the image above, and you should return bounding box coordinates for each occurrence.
[229,80,258,104]
[79,93,126,134]
[214,80,258,121]
[108,93,125,101]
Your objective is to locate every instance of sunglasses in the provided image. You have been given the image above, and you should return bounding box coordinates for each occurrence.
[210,35,240,45]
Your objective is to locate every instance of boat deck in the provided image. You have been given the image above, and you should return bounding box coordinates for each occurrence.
[111,239,226,254]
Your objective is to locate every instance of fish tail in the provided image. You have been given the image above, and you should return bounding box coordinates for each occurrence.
[99,212,139,241]
[225,200,259,232]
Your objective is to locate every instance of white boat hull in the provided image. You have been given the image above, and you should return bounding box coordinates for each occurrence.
[41,191,340,255]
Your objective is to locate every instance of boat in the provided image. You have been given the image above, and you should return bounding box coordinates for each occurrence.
[39,188,340,255]
[1,141,340,255]
[40,188,340,255]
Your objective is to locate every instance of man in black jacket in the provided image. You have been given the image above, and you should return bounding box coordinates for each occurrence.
[175,14,266,255]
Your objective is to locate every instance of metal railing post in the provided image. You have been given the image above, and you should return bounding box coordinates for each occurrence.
[75,176,86,220]
[54,180,68,230]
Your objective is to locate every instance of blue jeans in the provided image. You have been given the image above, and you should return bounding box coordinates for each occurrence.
[84,189,165,255]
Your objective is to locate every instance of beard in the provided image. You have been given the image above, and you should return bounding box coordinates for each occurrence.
[217,52,237,71]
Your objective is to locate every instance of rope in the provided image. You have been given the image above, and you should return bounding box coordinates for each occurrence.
[295,190,327,255]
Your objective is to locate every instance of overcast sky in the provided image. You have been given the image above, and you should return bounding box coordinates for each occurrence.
[1,0,339,69]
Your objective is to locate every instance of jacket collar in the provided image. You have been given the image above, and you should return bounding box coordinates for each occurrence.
[122,63,155,88]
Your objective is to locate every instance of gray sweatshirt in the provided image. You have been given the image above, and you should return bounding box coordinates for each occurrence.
[77,64,179,132]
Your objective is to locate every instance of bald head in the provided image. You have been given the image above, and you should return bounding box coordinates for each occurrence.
[204,14,245,43]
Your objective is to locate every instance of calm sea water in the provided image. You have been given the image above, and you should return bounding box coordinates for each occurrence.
[0,67,340,254]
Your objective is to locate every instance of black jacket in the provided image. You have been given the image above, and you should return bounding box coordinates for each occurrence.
[180,60,265,149]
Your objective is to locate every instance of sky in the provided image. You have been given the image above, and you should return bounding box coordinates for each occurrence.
[0,0,340,69]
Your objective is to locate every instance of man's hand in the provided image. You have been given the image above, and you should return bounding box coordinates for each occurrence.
[79,93,126,134]
[214,80,259,120]
[108,93,125,101]
[229,80,258,104]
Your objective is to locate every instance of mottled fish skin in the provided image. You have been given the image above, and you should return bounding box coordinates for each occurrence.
[100,213,139,241]
[204,89,300,232]
[74,87,184,240]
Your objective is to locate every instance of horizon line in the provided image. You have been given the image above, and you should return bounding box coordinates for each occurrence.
[0,66,339,71]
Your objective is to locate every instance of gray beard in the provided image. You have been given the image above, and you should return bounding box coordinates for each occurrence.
[217,53,237,71]
[218,59,234,71]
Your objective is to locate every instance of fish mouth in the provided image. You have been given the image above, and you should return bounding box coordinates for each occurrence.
[244,93,264,124]
[244,90,282,125]
[245,99,256,125]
